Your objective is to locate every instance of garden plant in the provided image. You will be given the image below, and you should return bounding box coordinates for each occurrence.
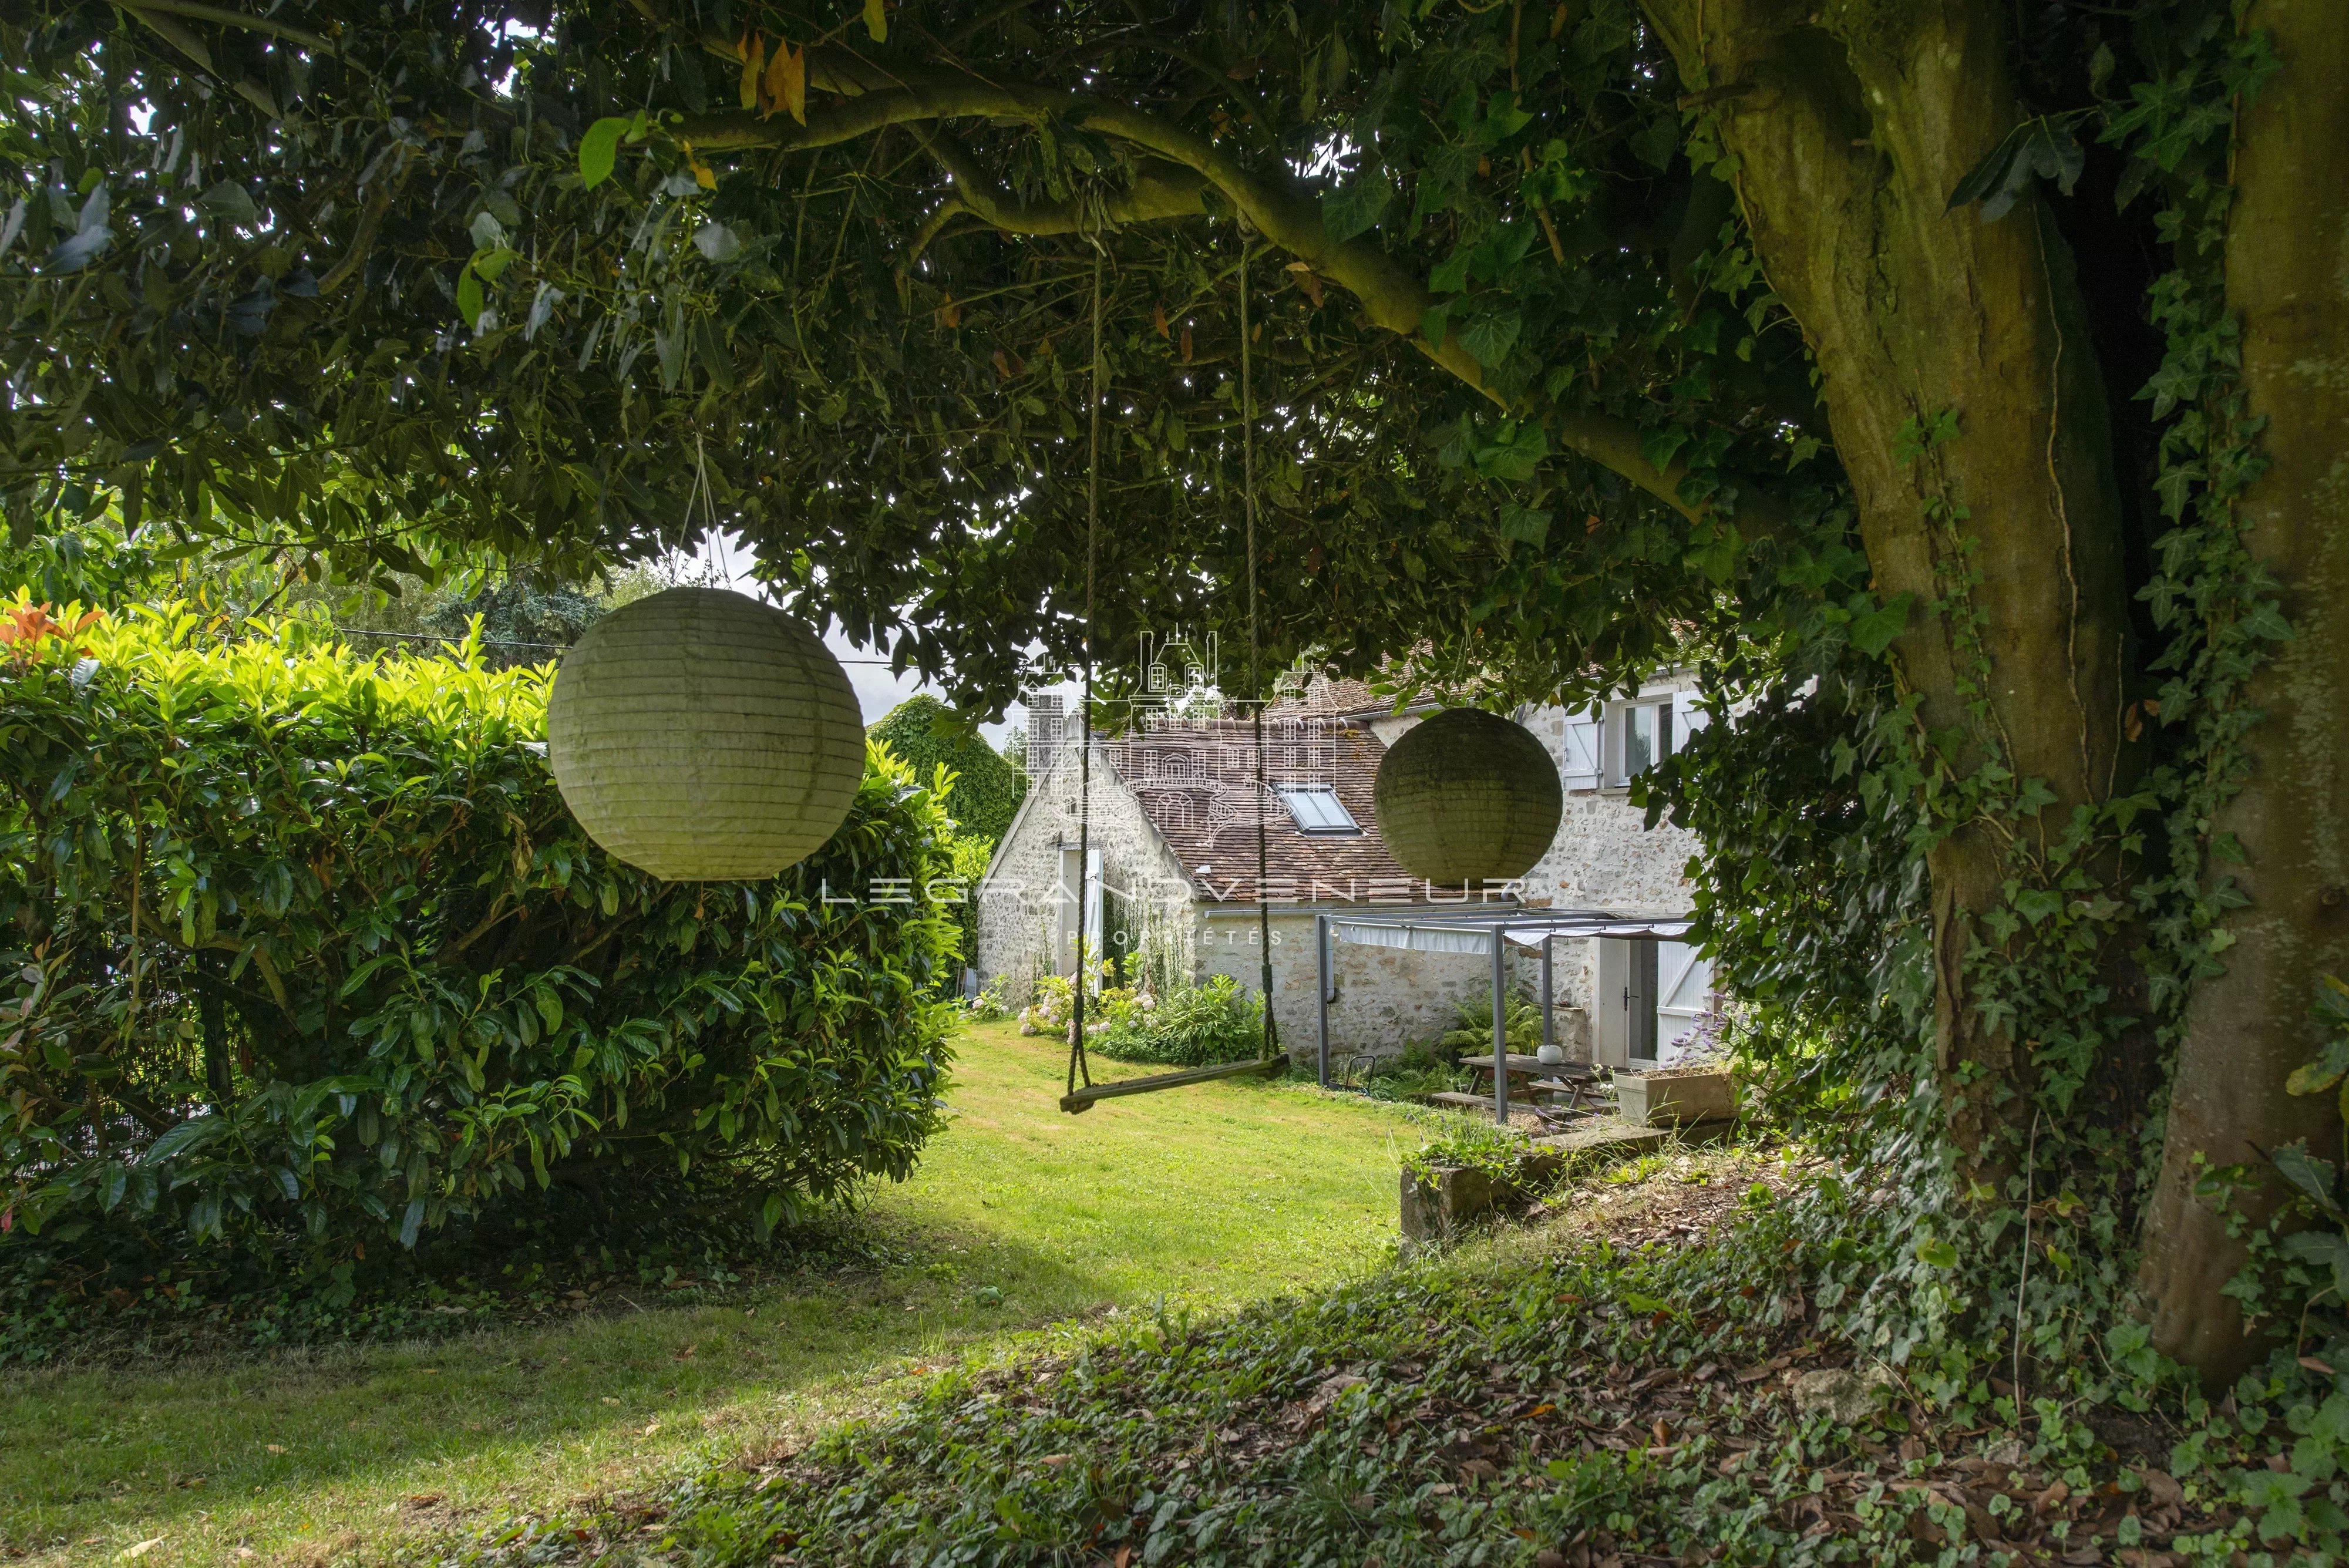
[0,602,958,1301]
[6,0,2349,1556]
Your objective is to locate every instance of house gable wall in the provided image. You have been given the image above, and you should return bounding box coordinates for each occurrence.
[975,739,1196,1001]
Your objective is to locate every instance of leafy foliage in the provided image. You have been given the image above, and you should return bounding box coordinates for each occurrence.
[0,0,2331,1415]
[1436,994,1545,1062]
[866,695,1027,844]
[0,0,1815,713]
[1397,1111,1526,1186]
[463,1156,2289,1567]
[0,603,957,1260]
[413,573,609,669]
[1091,975,1264,1069]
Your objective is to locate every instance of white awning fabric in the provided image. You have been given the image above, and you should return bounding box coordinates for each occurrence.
[1333,922,1495,955]
[1328,915,1694,956]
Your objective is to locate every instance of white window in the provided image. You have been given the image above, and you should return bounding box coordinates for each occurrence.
[1273,785,1359,835]
[1561,687,1705,794]
[1607,698,1675,786]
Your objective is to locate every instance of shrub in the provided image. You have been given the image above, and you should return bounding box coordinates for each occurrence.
[0,601,958,1263]
[866,695,1028,843]
[1017,973,1079,1038]
[1398,1112,1527,1185]
[1092,976,1264,1067]
[966,973,1022,1023]
[935,829,994,980]
[1436,994,1544,1061]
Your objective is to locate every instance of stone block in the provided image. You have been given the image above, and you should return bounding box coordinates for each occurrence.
[1616,1067,1735,1128]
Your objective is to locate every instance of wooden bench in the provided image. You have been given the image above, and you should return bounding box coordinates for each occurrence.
[1421,1090,1505,1113]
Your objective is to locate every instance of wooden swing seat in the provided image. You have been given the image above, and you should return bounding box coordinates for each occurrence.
[1059,1056,1284,1114]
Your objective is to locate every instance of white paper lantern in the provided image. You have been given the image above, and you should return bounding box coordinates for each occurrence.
[1373,708,1563,886]
[546,586,863,881]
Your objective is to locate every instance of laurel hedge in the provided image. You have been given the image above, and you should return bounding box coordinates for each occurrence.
[0,602,958,1261]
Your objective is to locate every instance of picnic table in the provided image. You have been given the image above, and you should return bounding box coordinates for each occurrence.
[1464,1055,1598,1090]
[1456,1057,1607,1126]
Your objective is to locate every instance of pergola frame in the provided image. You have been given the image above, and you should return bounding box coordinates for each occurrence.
[1313,909,1696,1125]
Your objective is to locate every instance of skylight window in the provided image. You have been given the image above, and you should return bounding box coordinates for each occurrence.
[1275,785,1359,835]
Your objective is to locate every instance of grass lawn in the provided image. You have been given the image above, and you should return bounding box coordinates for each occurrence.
[0,1022,1426,1567]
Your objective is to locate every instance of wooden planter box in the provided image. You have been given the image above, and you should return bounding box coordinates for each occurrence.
[1616,1066,1735,1128]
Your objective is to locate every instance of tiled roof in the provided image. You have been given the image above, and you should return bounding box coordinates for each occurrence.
[1101,716,1455,906]
[1271,674,1382,717]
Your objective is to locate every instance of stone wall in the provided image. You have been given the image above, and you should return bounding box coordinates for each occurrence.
[1194,909,1499,1065]
[975,738,1195,1005]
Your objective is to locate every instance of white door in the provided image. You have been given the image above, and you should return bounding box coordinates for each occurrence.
[1593,939,1630,1068]
[1654,940,1712,1064]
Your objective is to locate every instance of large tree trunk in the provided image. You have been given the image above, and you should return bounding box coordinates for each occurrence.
[1641,0,2132,1182]
[2140,1,2349,1385]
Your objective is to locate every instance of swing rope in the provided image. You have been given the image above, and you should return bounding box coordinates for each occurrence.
[1059,224,1281,1113]
[1066,246,1105,1103]
[1240,231,1277,1065]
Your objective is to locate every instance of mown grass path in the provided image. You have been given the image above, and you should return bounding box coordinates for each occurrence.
[0,1024,1421,1567]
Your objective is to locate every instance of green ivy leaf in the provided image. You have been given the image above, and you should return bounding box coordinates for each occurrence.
[1320,170,1392,245]
[1847,594,1912,657]
[1640,426,1690,474]
[1497,504,1551,546]
[1456,309,1522,369]
[578,116,631,190]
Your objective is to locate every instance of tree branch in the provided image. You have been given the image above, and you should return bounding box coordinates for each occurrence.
[123,4,284,119]
[126,0,330,52]
[906,129,1209,263]
[676,60,1781,537]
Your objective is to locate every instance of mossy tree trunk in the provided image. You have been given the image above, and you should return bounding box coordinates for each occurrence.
[2139,0,2349,1384]
[1642,0,2135,1187]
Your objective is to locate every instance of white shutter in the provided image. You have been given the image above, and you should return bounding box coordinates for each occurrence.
[1673,688,1711,743]
[1083,847,1103,978]
[1654,941,1711,1064]
[1561,708,1602,791]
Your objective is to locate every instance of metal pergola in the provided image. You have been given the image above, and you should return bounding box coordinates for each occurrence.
[1313,909,1695,1125]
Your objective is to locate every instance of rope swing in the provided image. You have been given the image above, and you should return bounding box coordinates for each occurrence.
[1059,226,1284,1114]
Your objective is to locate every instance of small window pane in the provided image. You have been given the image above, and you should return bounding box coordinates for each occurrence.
[1277,786,1359,833]
[1623,704,1657,779]
[1616,702,1676,784]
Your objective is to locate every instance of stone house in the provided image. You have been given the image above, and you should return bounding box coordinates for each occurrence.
[974,670,1715,1069]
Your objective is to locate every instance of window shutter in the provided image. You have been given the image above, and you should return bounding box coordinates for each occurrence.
[1561,708,1602,791]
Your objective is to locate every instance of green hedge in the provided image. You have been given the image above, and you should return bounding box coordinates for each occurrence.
[0,603,958,1260]
[866,695,1027,844]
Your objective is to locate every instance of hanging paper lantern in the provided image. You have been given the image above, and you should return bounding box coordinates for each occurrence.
[1372,708,1563,886]
[546,586,864,881]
